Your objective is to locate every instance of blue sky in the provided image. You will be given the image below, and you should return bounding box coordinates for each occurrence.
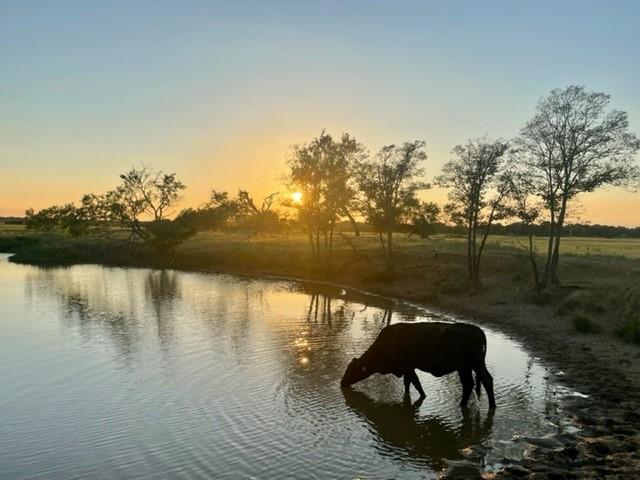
[2,1,639,224]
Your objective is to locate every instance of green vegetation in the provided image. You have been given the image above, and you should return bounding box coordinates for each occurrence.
[572,314,603,334]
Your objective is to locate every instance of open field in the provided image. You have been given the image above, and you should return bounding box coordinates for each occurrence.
[4,221,639,258]
[177,231,640,260]
[0,223,26,233]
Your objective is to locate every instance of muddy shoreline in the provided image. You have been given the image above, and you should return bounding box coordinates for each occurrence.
[6,251,640,478]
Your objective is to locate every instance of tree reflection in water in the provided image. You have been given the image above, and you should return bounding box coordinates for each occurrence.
[144,270,181,354]
[343,388,494,469]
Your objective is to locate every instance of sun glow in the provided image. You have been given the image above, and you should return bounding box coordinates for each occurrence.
[291,191,303,204]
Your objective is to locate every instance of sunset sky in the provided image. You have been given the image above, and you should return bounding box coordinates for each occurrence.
[2,1,639,225]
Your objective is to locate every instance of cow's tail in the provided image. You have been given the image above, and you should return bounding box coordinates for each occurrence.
[474,329,487,398]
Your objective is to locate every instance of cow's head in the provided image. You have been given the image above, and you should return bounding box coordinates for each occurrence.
[341,357,372,387]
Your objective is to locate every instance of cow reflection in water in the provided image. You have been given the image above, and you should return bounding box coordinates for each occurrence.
[343,389,494,469]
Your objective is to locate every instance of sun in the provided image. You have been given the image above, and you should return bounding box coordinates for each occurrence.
[291,191,303,204]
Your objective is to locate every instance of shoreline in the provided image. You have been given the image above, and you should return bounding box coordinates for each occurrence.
[3,240,640,478]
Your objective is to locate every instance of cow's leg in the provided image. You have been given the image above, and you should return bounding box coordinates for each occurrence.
[407,369,426,398]
[458,369,474,408]
[480,365,497,409]
[403,373,412,396]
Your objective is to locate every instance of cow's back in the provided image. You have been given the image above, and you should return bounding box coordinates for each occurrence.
[364,322,486,376]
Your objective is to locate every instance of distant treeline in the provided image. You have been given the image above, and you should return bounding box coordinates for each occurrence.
[0,217,25,225]
[6,215,639,238]
[417,222,640,238]
[336,221,640,238]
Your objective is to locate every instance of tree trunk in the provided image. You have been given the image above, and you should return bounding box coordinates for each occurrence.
[386,229,393,269]
[467,218,474,279]
[343,208,360,237]
[549,196,568,284]
[475,223,492,282]
[316,230,320,261]
[541,208,556,288]
[328,223,335,267]
[528,232,540,289]
[308,226,316,259]
[378,232,388,264]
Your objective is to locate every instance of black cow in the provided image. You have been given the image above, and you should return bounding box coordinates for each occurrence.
[341,322,496,408]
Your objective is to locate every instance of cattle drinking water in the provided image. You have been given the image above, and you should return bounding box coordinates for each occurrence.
[340,322,497,409]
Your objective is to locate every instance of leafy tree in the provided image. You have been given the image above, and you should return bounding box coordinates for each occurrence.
[175,190,238,232]
[408,201,441,238]
[355,141,428,267]
[233,190,283,233]
[145,218,197,251]
[25,204,77,234]
[25,166,188,243]
[516,85,640,286]
[436,138,510,282]
[287,131,365,265]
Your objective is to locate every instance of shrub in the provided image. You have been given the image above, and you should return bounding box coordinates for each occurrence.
[618,315,640,345]
[572,314,602,334]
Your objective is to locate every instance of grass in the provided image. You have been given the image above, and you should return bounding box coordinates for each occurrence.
[441,234,640,259]
[573,314,603,334]
[0,223,26,233]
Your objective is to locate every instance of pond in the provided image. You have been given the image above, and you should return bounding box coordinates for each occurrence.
[0,254,568,479]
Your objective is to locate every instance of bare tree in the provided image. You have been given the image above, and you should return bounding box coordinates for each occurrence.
[119,166,186,221]
[505,172,542,289]
[236,190,278,215]
[355,141,428,268]
[516,86,640,286]
[436,138,510,282]
[108,166,186,240]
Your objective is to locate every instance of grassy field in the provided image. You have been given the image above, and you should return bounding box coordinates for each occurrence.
[177,231,640,259]
[0,223,26,233]
[484,235,640,259]
[3,221,639,258]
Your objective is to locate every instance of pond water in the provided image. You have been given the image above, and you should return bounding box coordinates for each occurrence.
[0,254,566,479]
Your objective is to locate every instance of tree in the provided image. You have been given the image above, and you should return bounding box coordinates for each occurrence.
[234,190,282,233]
[118,166,186,221]
[174,190,238,232]
[109,166,186,240]
[436,138,510,282]
[516,86,640,286]
[25,166,188,242]
[287,131,366,265]
[355,141,428,267]
[505,172,542,289]
[408,201,440,238]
